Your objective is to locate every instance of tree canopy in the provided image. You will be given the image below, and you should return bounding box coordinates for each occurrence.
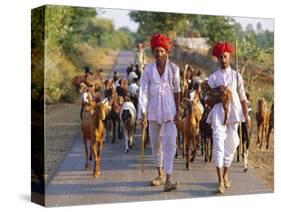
[32,5,136,104]
[129,11,273,59]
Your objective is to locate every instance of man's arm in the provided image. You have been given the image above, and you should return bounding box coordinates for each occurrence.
[237,73,250,127]
[174,92,180,112]
[174,92,180,124]
[171,63,181,123]
[241,100,251,127]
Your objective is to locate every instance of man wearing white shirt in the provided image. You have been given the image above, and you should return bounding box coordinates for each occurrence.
[207,42,250,194]
[138,34,180,192]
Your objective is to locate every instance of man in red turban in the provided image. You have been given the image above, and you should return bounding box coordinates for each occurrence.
[212,42,234,58]
[138,33,180,192]
[150,33,172,51]
[206,42,250,194]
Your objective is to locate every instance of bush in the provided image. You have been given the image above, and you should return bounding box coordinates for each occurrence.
[45,43,114,104]
[61,85,78,103]
[71,42,107,70]
[45,50,78,104]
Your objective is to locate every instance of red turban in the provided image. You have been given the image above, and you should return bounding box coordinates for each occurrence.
[212,42,234,57]
[150,34,172,50]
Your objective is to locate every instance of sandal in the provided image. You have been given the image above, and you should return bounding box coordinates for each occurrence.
[224,178,231,188]
[217,182,225,194]
[151,176,165,186]
[163,181,178,192]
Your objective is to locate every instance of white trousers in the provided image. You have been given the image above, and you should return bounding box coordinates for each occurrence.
[212,123,239,168]
[149,121,177,175]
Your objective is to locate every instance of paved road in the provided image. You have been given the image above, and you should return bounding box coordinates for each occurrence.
[45,51,271,207]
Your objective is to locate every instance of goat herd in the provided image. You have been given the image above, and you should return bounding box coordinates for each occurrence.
[71,64,274,178]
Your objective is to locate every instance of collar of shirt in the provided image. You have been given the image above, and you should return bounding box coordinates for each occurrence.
[152,60,169,82]
[219,66,232,74]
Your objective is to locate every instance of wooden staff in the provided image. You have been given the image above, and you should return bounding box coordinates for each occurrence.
[235,40,243,161]
[141,125,146,173]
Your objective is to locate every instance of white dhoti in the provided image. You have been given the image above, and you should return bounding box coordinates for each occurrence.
[212,123,239,168]
[149,121,177,175]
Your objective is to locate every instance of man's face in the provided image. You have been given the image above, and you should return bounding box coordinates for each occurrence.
[152,47,168,64]
[217,52,231,69]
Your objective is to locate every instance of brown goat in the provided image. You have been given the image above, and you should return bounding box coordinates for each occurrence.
[202,82,232,125]
[80,102,108,178]
[91,102,108,177]
[184,100,202,170]
[176,117,186,158]
[266,103,274,149]
[256,98,269,149]
[80,101,95,171]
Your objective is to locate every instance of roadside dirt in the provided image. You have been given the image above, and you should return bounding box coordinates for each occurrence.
[248,133,274,191]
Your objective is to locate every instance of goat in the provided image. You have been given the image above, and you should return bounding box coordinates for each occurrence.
[200,106,213,163]
[256,98,269,149]
[266,103,274,149]
[120,101,137,152]
[184,99,202,170]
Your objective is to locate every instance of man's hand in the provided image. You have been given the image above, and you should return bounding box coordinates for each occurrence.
[174,111,180,124]
[141,113,147,128]
[245,116,251,129]
[174,92,180,125]
[241,100,251,128]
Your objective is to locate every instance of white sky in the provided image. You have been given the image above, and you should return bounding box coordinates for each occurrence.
[97,8,274,32]
[97,8,139,31]
[234,16,273,31]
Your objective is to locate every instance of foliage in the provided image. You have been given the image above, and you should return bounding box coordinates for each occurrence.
[71,43,108,70]
[31,6,45,107]
[32,5,136,104]
[130,10,274,116]
[129,11,188,38]
[44,5,97,51]
[117,27,135,49]
[129,12,273,59]
[45,51,79,104]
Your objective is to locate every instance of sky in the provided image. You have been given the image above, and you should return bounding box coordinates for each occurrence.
[97,8,139,32]
[97,8,274,32]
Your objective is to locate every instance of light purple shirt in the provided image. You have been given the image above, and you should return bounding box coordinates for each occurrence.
[138,60,180,124]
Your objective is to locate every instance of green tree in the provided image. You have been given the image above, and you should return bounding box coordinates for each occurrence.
[129,11,188,38]
[87,18,114,46]
[118,27,135,49]
[246,23,254,33]
[256,22,263,33]
[44,5,97,52]
[203,16,238,45]
[31,6,45,105]
[255,30,274,49]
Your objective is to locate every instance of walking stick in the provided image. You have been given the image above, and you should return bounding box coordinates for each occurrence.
[141,125,146,173]
[235,40,243,162]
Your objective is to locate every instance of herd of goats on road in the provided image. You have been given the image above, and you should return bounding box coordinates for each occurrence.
[71,63,274,178]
